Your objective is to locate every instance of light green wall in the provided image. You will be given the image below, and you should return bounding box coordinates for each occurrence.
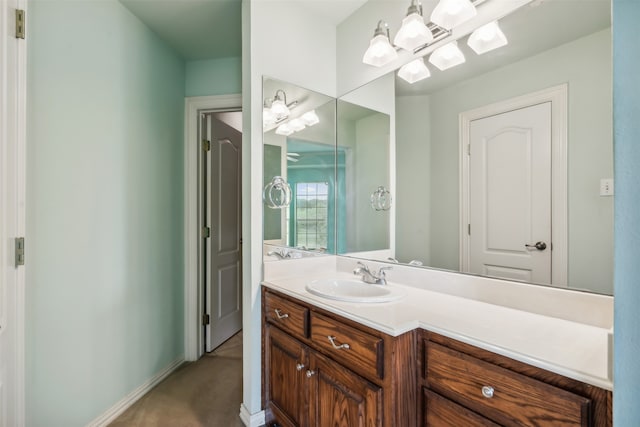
[26,1,185,425]
[396,95,431,265]
[185,57,241,97]
[423,28,613,293]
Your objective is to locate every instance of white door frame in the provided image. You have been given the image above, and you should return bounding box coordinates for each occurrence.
[1,0,27,425]
[459,84,568,286]
[184,94,242,361]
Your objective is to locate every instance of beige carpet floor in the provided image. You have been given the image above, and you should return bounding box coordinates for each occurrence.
[110,333,244,427]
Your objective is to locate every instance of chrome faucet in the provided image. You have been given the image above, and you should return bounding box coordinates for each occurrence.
[267,249,291,259]
[353,261,392,285]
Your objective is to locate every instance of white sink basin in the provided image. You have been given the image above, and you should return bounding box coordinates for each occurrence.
[306,279,404,303]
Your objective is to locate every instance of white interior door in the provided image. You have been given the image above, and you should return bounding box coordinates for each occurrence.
[468,102,552,283]
[204,113,243,352]
[1,1,26,424]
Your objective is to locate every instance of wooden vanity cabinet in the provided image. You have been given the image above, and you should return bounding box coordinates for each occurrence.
[262,287,417,427]
[419,330,612,427]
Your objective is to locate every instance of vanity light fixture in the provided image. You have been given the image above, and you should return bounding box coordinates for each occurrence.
[301,110,320,126]
[397,58,431,84]
[275,123,294,136]
[394,0,433,51]
[430,0,477,30]
[467,20,508,54]
[362,20,398,67]
[270,89,290,118]
[288,118,306,132]
[429,40,466,70]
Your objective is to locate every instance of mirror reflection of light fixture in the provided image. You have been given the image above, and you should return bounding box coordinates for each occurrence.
[301,110,319,126]
[362,20,398,67]
[397,58,431,84]
[270,89,290,118]
[430,0,477,30]
[467,20,508,54]
[288,118,306,132]
[394,0,433,51]
[275,123,294,136]
[429,41,466,70]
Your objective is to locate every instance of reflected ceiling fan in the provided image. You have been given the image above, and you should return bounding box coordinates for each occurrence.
[287,152,301,162]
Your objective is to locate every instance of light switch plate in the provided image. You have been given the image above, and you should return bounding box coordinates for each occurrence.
[600,178,614,196]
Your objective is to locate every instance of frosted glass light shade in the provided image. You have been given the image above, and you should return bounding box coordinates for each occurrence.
[363,34,398,67]
[429,41,466,70]
[275,123,294,136]
[467,21,508,54]
[289,118,306,132]
[430,0,477,30]
[270,99,290,118]
[394,13,434,51]
[301,110,320,126]
[263,107,275,127]
[397,58,431,84]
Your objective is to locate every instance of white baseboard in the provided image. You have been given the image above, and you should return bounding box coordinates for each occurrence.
[239,403,266,427]
[86,357,185,427]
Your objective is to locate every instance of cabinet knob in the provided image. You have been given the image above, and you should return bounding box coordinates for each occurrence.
[296,363,305,371]
[306,370,316,378]
[274,309,289,319]
[481,386,494,398]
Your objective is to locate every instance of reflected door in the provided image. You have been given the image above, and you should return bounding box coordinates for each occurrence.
[203,113,243,351]
[468,102,552,283]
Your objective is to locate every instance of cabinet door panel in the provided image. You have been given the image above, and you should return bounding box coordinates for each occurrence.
[266,325,308,427]
[309,352,382,427]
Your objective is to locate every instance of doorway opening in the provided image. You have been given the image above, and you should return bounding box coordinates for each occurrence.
[200,110,243,353]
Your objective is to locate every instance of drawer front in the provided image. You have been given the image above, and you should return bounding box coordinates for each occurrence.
[427,342,591,426]
[265,292,309,339]
[423,388,499,427]
[310,312,383,380]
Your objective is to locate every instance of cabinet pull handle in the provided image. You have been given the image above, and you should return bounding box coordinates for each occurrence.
[274,309,289,319]
[306,369,316,378]
[296,363,305,371]
[481,386,494,398]
[327,335,350,350]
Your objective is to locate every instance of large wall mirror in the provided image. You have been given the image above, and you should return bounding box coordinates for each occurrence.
[337,0,613,295]
[262,78,337,258]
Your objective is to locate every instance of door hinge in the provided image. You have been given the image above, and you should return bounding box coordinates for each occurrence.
[15,237,25,267]
[202,139,211,152]
[15,9,25,39]
[202,227,211,238]
[202,314,210,325]
[467,144,471,155]
[468,224,471,236]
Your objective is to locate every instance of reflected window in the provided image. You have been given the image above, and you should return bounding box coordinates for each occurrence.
[293,182,329,249]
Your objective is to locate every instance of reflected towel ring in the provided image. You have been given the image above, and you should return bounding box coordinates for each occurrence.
[370,186,392,211]
[263,176,292,209]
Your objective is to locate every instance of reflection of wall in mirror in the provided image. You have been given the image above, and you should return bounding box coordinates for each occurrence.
[396,28,612,294]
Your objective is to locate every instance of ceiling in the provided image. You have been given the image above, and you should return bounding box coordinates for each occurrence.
[119,0,242,60]
[119,0,366,61]
[396,0,611,95]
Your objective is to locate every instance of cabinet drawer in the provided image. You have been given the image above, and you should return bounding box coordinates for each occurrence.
[427,342,591,426]
[265,292,309,340]
[310,312,383,380]
[423,388,499,427]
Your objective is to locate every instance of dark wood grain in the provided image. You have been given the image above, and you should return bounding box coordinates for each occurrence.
[309,351,382,427]
[423,331,612,427]
[265,325,309,427]
[423,388,500,427]
[310,311,384,380]
[427,342,591,426]
[388,329,418,427]
[264,292,309,340]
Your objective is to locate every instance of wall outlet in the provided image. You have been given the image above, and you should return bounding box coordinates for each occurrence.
[600,178,614,196]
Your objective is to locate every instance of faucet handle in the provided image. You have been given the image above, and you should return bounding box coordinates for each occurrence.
[377,266,392,277]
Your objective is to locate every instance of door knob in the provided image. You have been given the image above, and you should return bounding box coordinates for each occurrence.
[525,241,547,251]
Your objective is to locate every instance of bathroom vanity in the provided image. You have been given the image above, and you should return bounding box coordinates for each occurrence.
[261,258,612,427]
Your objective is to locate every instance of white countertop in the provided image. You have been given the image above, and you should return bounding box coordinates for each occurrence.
[262,262,613,391]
